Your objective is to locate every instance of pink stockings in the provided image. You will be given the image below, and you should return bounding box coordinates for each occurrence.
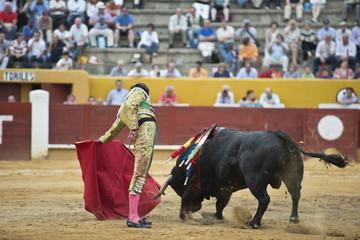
[128,192,141,223]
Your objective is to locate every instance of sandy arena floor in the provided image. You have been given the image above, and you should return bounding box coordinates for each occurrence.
[0,154,360,240]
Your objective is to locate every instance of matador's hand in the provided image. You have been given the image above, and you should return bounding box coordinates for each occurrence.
[127,129,139,143]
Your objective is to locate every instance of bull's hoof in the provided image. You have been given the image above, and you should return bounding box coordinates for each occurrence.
[249,220,261,229]
[289,217,299,224]
[180,210,193,221]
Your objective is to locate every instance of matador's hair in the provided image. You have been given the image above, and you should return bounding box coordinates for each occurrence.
[130,82,150,95]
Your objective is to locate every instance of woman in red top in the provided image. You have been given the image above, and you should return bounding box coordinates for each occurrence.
[158,85,178,106]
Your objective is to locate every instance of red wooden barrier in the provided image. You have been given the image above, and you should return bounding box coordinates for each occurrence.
[0,103,31,160]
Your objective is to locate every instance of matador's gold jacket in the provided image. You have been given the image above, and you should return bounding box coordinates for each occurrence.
[99,87,156,143]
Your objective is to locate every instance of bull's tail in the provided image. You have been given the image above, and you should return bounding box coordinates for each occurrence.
[299,149,348,168]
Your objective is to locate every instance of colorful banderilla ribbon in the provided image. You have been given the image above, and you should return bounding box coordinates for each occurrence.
[165,134,197,163]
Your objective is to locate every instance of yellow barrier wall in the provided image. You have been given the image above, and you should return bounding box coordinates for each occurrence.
[0,69,89,103]
[90,77,360,107]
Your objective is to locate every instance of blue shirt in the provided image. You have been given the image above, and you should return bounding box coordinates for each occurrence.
[115,13,134,27]
[236,67,258,79]
[270,42,289,59]
[198,27,215,41]
[30,0,49,16]
[317,27,335,40]
[106,88,129,105]
[160,68,182,78]
[213,71,230,78]
[22,25,40,39]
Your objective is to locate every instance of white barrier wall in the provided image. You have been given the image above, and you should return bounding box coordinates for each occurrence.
[30,90,49,159]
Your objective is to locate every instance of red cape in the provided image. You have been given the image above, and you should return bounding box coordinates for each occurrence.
[75,140,161,220]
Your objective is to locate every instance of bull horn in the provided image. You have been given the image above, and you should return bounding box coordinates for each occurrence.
[153,174,173,200]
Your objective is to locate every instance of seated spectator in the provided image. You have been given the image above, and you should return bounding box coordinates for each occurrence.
[213,62,230,77]
[342,0,360,22]
[352,19,360,63]
[53,23,70,46]
[198,19,216,63]
[300,21,316,65]
[88,96,95,105]
[38,11,52,44]
[105,0,121,21]
[318,67,332,79]
[354,65,360,79]
[31,0,50,23]
[86,0,98,19]
[159,85,178,106]
[0,0,16,12]
[265,21,279,57]
[237,37,258,67]
[333,60,354,79]
[284,0,303,21]
[265,0,281,10]
[89,2,114,48]
[27,31,46,68]
[263,33,289,73]
[317,19,335,41]
[22,19,39,42]
[56,51,73,70]
[259,87,280,105]
[47,34,65,68]
[64,93,76,105]
[138,23,159,57]
[49,0,66,30]
[168,8,187,48]
[109,60,127,76]
[0,32,9,68]
[128,62,148,77]
[236,19,257,45]
[313,34,335,75]
[301,65,315,78]
[217,19,234,62]
[161,62,182,78]
[15,1,27,30]
[192,0,210,20]
[215,84,234,104]
[339,87,357,105]
[8,33,27,68]
[8,94,15,102]
[335,34,356,71]
[259,64,275,78]
[96,97,106,105]
[284,20,300,66]
[236,62,258,78]
[68,17,88,61]
[211,0,230,22]
[149,64,160,77]
[106,79,128,105]
[310,0,326,23]
[114,7,134,48]
[189,60,207,78]
[283,63,299,78]
[186,7,203,49]
[0,2,17,40]
[239,90,259,104]
[67,0,85,27]
[335,21,351,44]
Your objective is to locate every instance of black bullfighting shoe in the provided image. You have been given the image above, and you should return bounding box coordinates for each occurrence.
[139,218,152,225]
[126,219,151,228]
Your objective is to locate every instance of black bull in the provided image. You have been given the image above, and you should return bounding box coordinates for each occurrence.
[154,128,348,228]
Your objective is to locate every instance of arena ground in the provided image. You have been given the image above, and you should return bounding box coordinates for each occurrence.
[1,153,360,240]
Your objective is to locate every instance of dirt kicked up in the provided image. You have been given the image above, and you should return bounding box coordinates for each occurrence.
[0,155,360,240]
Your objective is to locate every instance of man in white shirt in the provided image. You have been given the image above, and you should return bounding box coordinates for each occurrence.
[216,19,234,63]
[215,84,235,105]
[67,0,85,27]
[128,62,149,77]
[335,21,352,44]
[335,33,357,71]
[313,34,336,75]
[236,62,258,78]
[88,2,114,47]
[56,51,73,70]
[259,87,280,105]
[69,17,88,61]
[106,79,129,105]
[27,31,47,68]
[168,8,187,48]
[49,0,66,29]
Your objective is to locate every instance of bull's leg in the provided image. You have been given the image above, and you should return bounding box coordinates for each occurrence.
[215,192,232,219]
[283,178,302,224]
[247,182,270,229]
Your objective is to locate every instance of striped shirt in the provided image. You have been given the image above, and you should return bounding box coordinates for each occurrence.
[9,40,27,55]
